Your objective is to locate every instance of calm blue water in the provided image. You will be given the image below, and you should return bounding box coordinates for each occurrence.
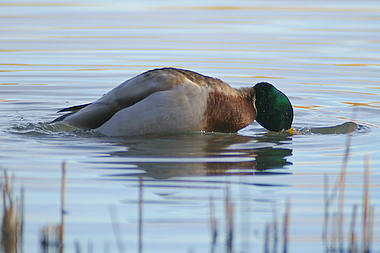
[1,1,380,252]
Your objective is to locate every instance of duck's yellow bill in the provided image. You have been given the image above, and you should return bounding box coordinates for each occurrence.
[286,126,299,135]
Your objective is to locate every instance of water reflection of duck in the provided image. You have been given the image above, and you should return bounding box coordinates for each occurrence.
[104,132,293,179]
[54,68,293,136]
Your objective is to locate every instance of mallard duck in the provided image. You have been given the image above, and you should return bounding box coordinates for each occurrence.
[54,68,293,136]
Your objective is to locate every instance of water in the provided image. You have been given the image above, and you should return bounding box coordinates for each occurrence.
[1,1,380,252]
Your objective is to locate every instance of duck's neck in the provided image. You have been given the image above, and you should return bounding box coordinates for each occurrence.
[203,88,256,133]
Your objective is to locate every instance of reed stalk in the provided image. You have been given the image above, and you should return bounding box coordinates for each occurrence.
[362,156,370,253]
[109,205,125,253]
[60,162,66,253]
[283,199,290,253]
[271,202,278,253]
[1,170,23,253]
[138,176,143,253]
[208,196,217,253]
[323,173,329,252]
[264,223,270,253]
[349,204,357,253]
[225,185,233,253]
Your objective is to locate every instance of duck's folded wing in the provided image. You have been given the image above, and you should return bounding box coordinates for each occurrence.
[54,68,183,129]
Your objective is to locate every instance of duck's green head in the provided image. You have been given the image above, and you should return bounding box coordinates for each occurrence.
[253,82,293,132]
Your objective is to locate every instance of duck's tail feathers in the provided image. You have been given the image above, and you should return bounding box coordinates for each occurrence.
[57,103,92,113]
[52,103,92,123]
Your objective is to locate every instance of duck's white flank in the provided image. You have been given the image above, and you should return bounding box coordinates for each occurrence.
[61,69,183,130]
[95,81,208,136]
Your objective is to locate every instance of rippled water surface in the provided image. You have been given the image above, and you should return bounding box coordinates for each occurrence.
[1,1,380,252]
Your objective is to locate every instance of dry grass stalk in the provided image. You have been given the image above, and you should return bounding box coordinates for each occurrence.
[368,206,375,253]
[325,113,357,252]
[0,170,23,253]
[323,173,329,252]
[337,121,354,251]
[19,187,24,253]
[208,196,217,253]
[87,240,93,253]
[331,212,338,252]
[320,108,378,252]
[225,185,233,253]
[39,224,62,253]
[138,175,143,253]
[323,153,374,252]
[362,155,370,253]
[60,162,66,253]
[349,204,358,253]
[323,137,351,251]
[74,240,81,253]
[283,198,290,253]
[271,202,278,252]
[39,162,67,253]
[109,205,125,253]
[262,199,290,253]
[264,223,270,253]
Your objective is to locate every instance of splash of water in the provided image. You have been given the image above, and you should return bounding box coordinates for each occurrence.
[9,122,95,137]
